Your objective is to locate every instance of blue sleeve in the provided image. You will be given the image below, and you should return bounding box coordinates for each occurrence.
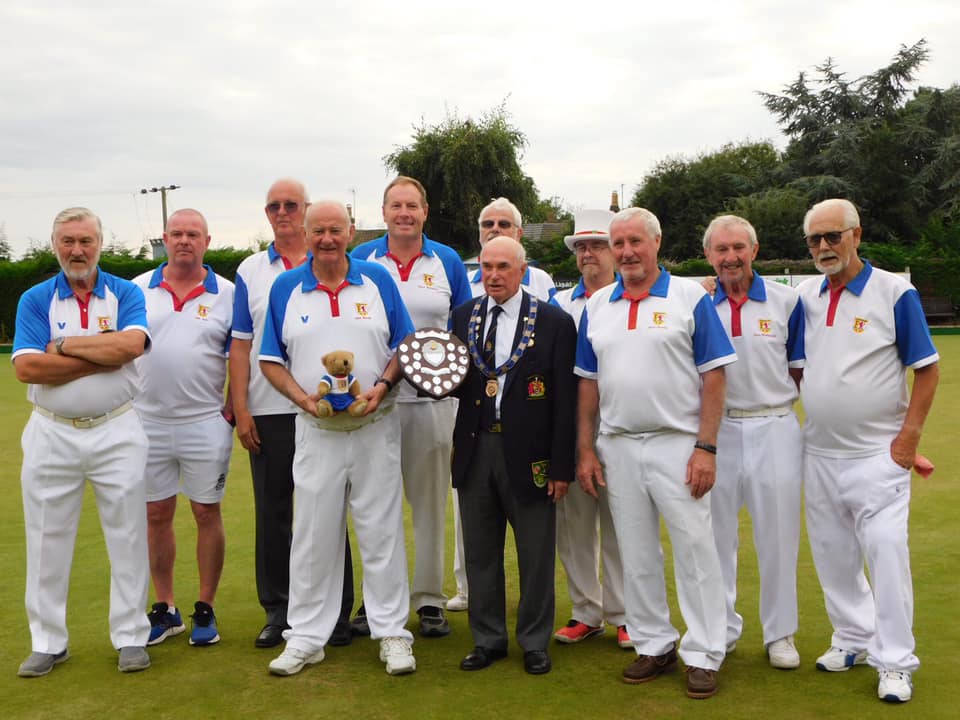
[547,286,557,300]
[894,289,938,366]
[692,294,736,367]
[259,278,292,363]
[114,279,149,332]
[13,283,54,353]
[574,308,598,373]
[441,250,472,309]
[349,243,370,263]
[786,296,805,362]
[232,272,253,336]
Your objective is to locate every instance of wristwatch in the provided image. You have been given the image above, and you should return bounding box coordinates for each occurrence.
[55,336,66,355]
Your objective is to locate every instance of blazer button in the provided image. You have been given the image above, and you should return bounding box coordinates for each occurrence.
[474,399,481,406]
[470,432,476,439]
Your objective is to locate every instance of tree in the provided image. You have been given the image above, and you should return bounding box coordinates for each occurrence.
[0,223,12,262]
[385,105,539,255]
[630,141,783,259]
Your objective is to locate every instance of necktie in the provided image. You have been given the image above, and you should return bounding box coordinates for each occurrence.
[481,305,503,427]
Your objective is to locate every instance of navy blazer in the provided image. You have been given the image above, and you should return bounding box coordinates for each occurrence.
[450,291,577,502]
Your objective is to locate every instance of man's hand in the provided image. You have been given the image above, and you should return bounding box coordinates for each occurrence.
[576,448,605,500]
[547,480,569,502]
[890,428,920,470]
[235,409,261,453]
[685,448,716,499]
[358,382,390,416]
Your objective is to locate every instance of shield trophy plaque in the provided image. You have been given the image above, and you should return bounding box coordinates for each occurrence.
[397,328,471,399]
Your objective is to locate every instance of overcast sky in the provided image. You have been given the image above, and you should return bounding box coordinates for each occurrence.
[1,1,957,257]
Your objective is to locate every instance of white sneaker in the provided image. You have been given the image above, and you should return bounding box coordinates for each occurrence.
[446,593,468,612]
[878,670,912,703]
[815,646,867,672]
[768,636,800,669]
[268,646,325,676]
[379,636,416,676]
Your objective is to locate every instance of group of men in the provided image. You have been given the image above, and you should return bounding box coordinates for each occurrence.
[12,186,938,705]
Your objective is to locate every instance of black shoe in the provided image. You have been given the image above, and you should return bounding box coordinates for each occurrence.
[460,646,507,671]
[350,605,370,637]
[524,650,552,675]
[328,621,353,647]
[255,623,288,648]
[417,605,451,638]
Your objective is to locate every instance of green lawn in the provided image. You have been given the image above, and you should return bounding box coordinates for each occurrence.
[1,340,957,720]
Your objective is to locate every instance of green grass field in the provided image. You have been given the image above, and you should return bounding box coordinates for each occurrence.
[1,341,957,720]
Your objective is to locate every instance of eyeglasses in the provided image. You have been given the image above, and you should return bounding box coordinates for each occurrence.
[804,226,855,248]
[574,242,610,254]
[266,201,301,215]
[480,219,514,230]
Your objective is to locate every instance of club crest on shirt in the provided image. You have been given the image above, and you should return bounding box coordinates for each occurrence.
[531,460,549,488]
[196,304,210,319]
[853,316,869,333]
[758,319,772,334]
[355,303,369,318]
[526,375,546,399]
[97,316,112,332]
[423,274,434,288]
[652,311,666,327]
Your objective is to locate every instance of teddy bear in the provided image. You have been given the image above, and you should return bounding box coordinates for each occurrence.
[316,350,368,418]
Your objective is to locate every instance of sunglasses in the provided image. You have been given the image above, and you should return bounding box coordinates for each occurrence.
[266,201,301,215]
[480,219,514,230]
[804,226,855,248]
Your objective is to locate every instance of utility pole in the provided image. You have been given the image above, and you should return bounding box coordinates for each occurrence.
[348,187,357,226]
[140,184,181,231]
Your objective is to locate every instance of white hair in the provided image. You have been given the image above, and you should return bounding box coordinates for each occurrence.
[803,198,860,234]
[478,197,522,227]
[702,214,757,250]
[609,207,661,239]
[51,207,102,243]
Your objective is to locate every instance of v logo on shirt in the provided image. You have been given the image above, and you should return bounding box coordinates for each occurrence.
[300,315,309,324]
[57,322,66,330]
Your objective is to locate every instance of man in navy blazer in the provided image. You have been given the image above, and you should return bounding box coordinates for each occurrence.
[450,235,577,675]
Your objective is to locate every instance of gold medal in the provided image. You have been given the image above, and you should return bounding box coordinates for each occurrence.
[485,378,499,397]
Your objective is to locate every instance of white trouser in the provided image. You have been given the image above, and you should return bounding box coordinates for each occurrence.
[599,431,726,671]
[452,490,468,597]
[711,412,801,646]
[804,451,918,672]
[556,478,626,627]
[399,399,456,610]
[286,413,412,653]
[21,411,150,652]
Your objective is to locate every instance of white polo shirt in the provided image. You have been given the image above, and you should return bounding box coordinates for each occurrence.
[233,243,301,416]
[798,261,938,458]
[12,269,150,417]
[712,273,805,412]
[470,264,556,301]
[132,264,234,423]
[258,257,414,411]
[575,269,736,436]
[351,234,472,402]
[551,276,619,331]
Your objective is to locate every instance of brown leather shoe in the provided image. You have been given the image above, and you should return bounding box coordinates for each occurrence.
[686,666,718,699]
[622,644,678,684]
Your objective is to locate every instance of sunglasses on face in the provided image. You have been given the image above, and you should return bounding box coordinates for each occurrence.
[480,219,514,230]
[804,226,855,248]
[266,201,300,215]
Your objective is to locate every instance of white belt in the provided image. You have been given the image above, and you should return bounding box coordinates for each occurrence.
[34,401,134,429]
[726,405,791,419]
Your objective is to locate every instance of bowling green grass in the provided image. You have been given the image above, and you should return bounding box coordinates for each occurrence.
[0,338,957,720]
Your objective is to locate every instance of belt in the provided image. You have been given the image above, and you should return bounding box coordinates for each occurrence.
[34,401,133,429]
[485,422,502,433]
[726,405,791,419]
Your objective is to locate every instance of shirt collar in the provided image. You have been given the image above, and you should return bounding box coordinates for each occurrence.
[147,263,220,293]
[300,257,364,292]
[609,266,670,302]
[573,272,619,299]
[369,233,436,258]
[713,270,766,304]
[56,267,106,299]
[818,260,872,296]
